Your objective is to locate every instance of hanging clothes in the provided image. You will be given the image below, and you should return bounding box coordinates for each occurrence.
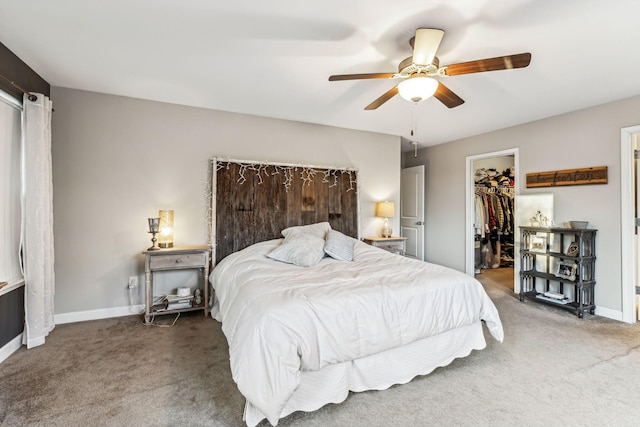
[474,167,515,269]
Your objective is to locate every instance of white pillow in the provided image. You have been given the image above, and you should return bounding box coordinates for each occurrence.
[324,230,355,261]
[281,222,332,239]
[267,232,326,267]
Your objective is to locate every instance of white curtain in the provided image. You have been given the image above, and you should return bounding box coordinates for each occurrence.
[21,93,55,349]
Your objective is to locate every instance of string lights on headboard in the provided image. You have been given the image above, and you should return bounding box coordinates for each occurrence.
[214,160,357,192]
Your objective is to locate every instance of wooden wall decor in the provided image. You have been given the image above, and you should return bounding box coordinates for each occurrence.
[525,166,608,188]
[211,159,359,263]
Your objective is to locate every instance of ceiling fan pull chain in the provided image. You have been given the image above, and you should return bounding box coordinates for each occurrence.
[411,102,418,136]
[411,103,418,157]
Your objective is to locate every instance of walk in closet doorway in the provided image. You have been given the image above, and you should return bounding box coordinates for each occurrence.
[465,149,519,294]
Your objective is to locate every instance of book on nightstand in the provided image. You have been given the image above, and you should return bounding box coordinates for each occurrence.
[164,294,193,310]
[151,295,194,311]
[167,301,193,310]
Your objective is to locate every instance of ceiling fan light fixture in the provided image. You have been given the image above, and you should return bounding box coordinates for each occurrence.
[397,76,439,103]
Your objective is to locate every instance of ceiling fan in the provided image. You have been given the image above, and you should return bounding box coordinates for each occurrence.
[328,28,531,110]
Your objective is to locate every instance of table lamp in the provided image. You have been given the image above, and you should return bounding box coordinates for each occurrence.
[376,201,395,238]
[147,217,160,250]
[158,209,174,248]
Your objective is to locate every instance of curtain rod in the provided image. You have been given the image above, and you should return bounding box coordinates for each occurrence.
[0,71,38,101]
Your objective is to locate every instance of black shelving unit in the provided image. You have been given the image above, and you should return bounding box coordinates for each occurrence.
[519,226,597,318]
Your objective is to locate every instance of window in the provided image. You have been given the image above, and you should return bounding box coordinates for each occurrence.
[0,91,22,287]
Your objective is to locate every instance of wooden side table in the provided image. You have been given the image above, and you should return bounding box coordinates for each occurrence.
[143,245,211,323]
[362,236,408,255]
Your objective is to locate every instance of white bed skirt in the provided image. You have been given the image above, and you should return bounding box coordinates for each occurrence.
[243,320,487,426]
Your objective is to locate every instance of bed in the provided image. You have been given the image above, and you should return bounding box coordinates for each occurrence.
[209,223,503,426]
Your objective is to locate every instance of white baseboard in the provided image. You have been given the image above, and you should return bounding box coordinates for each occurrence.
[0,333,23,363]
[595,305,623,322]
[55,304,145,325]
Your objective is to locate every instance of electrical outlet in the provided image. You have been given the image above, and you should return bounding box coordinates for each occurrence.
[128,276,138,289]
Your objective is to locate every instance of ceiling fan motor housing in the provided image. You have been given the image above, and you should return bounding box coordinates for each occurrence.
[398,56,440,78]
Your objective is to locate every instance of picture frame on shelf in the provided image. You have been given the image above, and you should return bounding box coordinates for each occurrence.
[555,261,577,281]
[566,241,579,257]
[529,235,547,253]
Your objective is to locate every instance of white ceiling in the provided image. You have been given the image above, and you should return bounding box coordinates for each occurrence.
[2,0,640,150]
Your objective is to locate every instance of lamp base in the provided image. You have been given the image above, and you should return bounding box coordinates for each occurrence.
[381,218,392,238]
[147,232,161,251]
[158,243,173,248]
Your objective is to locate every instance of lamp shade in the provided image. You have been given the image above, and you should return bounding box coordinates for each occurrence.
[397,76,439,103]
[158,209,174,248]
[375,201,395,218]
[147,217,160,233]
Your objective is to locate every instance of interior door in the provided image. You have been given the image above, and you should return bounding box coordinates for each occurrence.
[401,166,425,260]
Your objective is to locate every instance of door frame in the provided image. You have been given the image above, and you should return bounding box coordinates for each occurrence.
[620,125,640,323]
[465,148,520,292]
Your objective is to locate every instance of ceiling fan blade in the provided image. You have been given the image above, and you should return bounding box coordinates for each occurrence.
[443,53,532,76]
[329,72,395,81]
[412,28,444,66]
[364,86,399,110]
[433,82,464,108]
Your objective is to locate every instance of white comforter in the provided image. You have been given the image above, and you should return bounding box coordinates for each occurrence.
[211,239,503,425]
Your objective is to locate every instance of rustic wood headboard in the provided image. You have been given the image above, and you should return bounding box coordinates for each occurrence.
[211,159,359,263]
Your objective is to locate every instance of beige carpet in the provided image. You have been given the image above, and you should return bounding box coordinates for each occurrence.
[1,269,640,426]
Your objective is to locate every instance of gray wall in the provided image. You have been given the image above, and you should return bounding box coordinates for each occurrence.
[51,87,400,316]
[405,94,640,315]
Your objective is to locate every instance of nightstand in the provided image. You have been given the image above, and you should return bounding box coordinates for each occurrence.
[143,245,211,323]
[363,236,407,255]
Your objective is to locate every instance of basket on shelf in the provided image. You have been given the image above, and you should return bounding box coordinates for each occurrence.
[569,221,588,229]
